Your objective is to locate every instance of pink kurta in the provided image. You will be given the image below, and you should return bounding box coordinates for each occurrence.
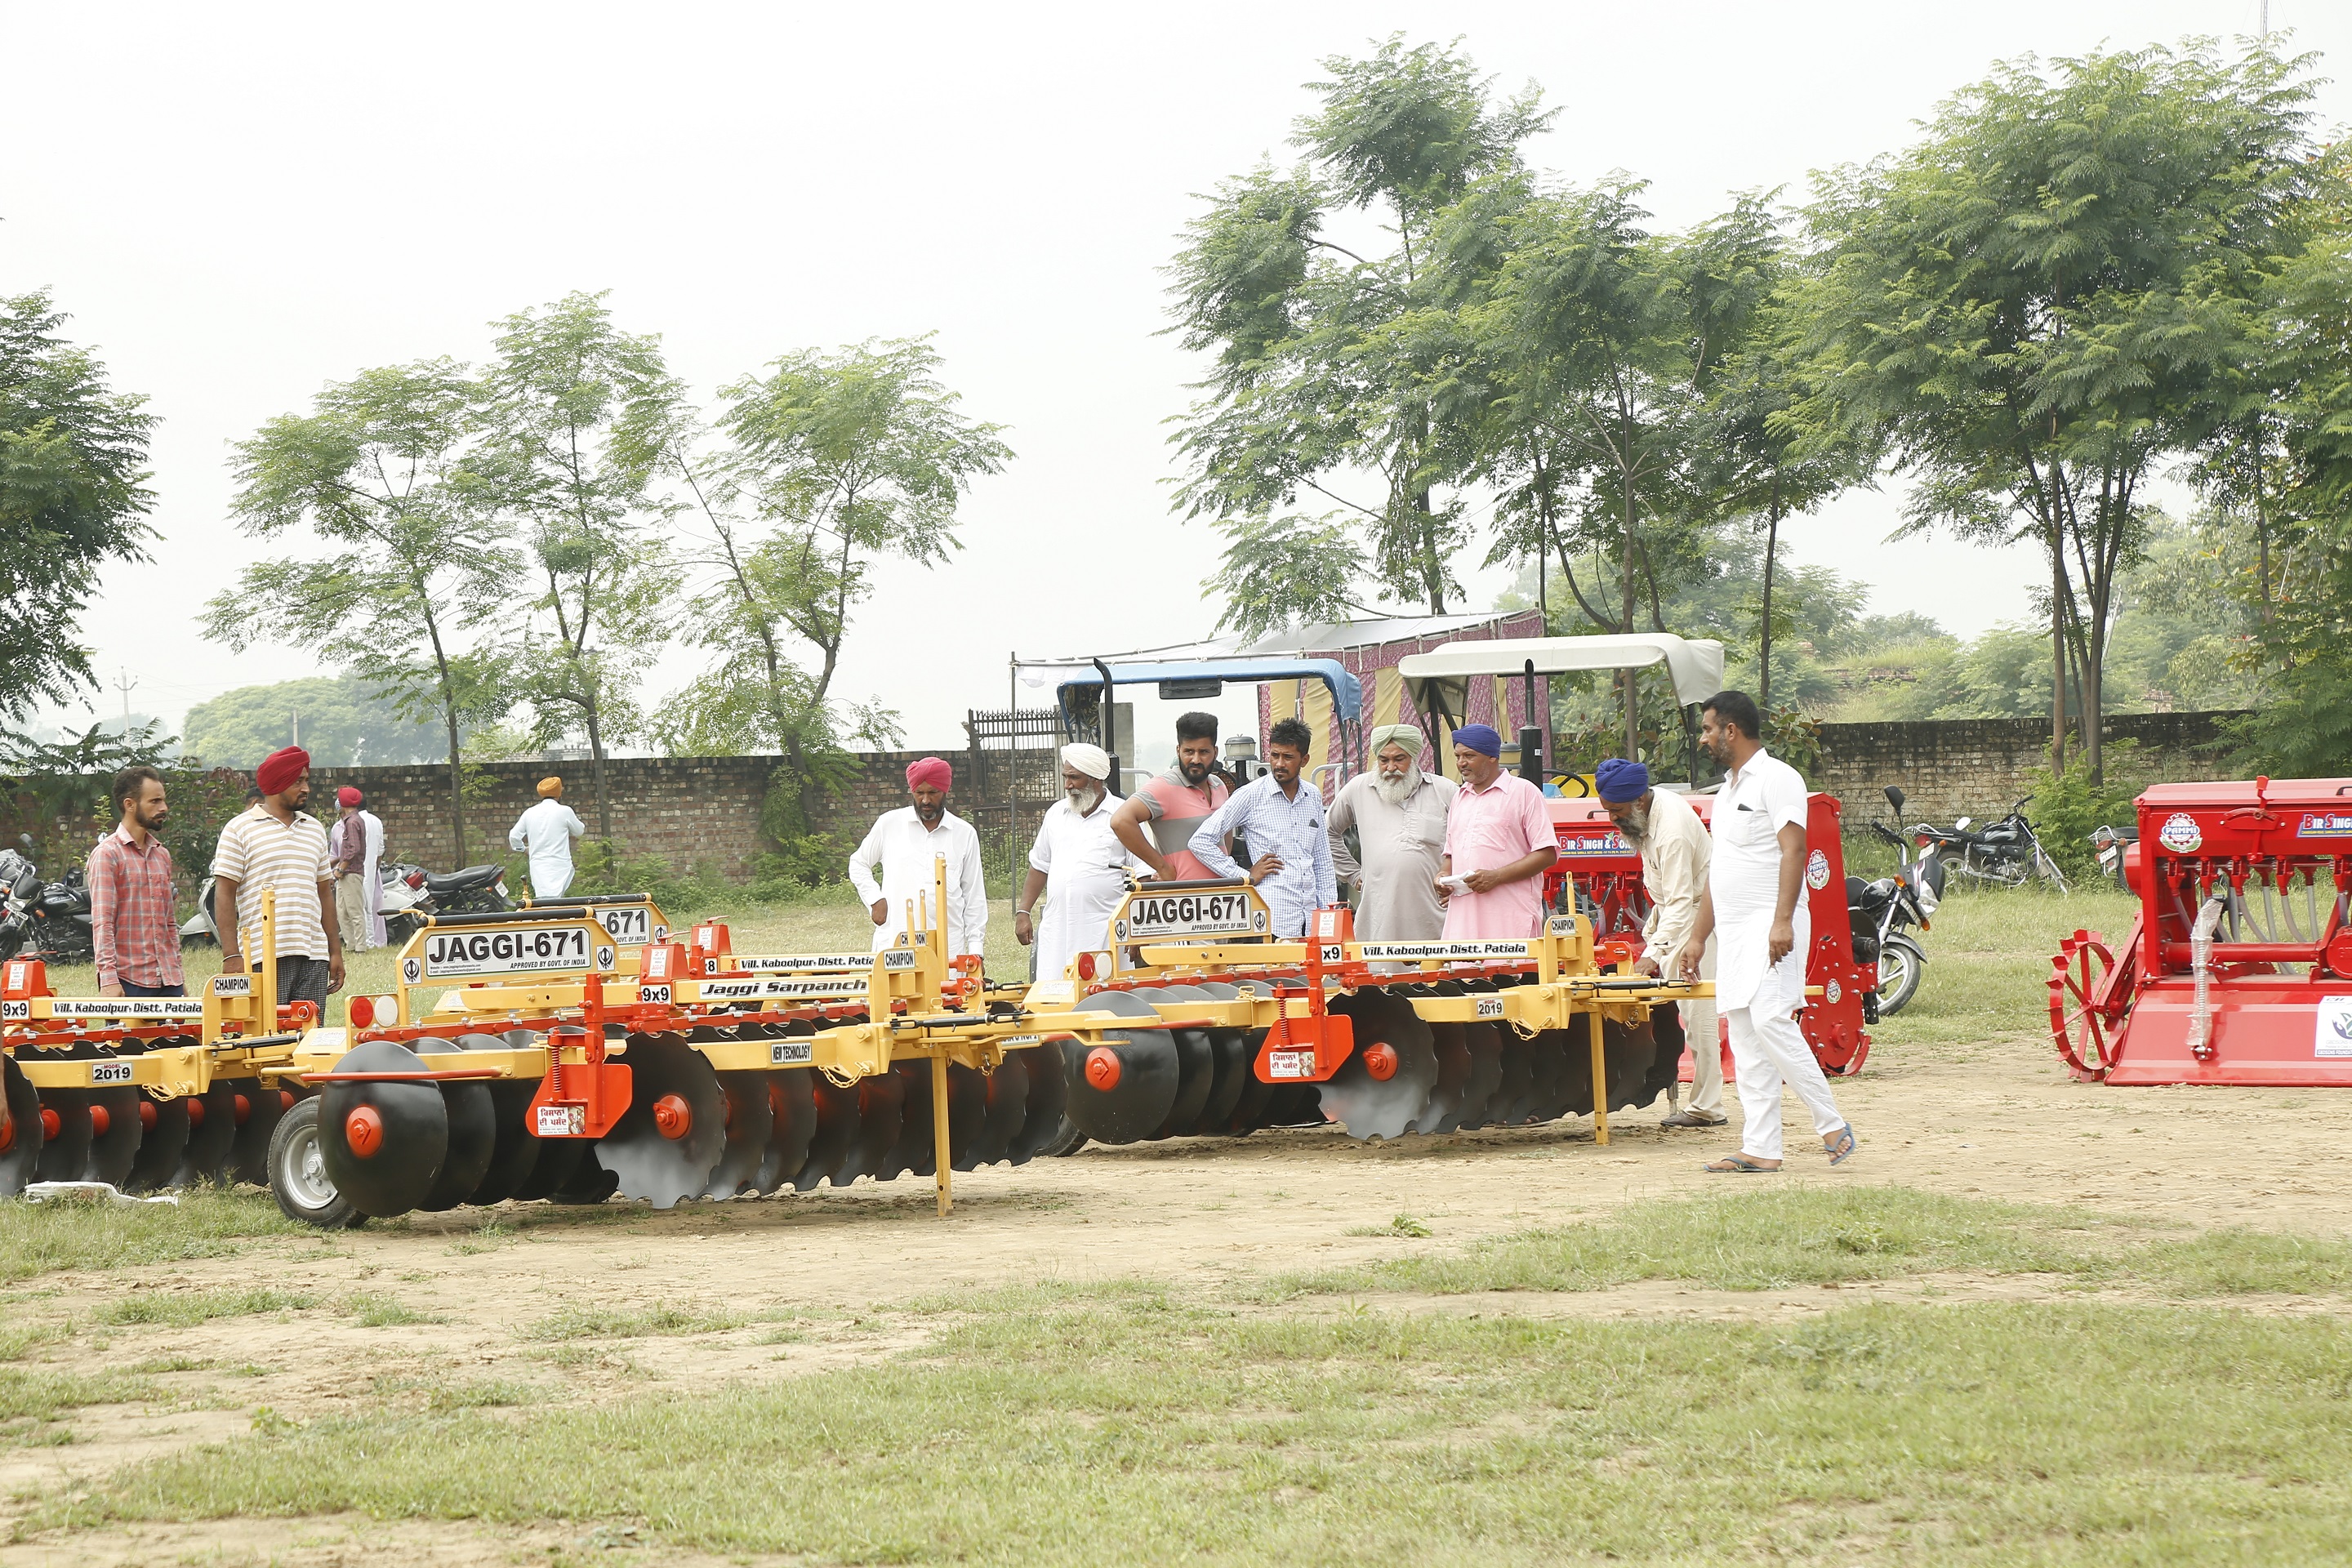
[1441,772,1554,938]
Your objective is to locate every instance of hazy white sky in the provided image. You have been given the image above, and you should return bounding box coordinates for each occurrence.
[5,1,2341,749]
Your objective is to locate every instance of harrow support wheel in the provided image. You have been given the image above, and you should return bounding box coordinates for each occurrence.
[267,1098,363,1229]
[122,1091,191,1193]
[0,1057,44,1196]
[2048,931,2121,1082]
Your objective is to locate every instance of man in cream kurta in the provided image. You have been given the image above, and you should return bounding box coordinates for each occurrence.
[1596,759,1721,1129]
[1327,724,1455,942]
[1017,744,1147,984]
[1675,693,1855,1171]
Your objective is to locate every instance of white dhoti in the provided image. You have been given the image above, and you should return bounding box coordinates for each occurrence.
[1681,934,1722,1116]
[1718,906,1845,1160]
[1033,869,1127,984]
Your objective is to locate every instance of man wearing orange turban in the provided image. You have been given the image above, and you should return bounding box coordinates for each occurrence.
[510,776,586,898]
[212,746,344,1009]
[847,757,987,960]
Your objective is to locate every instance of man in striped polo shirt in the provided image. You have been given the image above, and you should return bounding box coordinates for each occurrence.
[212,745,343,1009]
[1111,711,1231,880]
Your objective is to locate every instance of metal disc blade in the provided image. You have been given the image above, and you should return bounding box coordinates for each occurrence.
[123,1092,191,1193]
[831,1069,906,1186]
[1524,1031,1570,1123]
[757,1068,817,1193]
[1600,1014,1661,1114]
[416,1081,497,1212]
[226,1079,287,1187]
[1418,1021,1474,1134]
[0,1058,41,1196]
[1455,1021,1506,1129]
[1490,1034,1537,1125]
[941,1062,987,1170]
[887,1062,933,1179]
[1317,992,1440,1142]
[702,1070,776,1199]
[1061,990,1180,1145]
[81,1085,144,1187]
[596,1034,724,1209]
[1143,987,1218,1138]
[33,1089,95,1183]
[550,1151,619,1204]
[795,1076,862,1190]
[1183,984,1254,1135]
[460,1034,544,1206]
[963,1054,1028,1169]
[320,1041,450,1218]
[172,1080,240,1187]
[1006,1040,1075,1163]
[1259,1084,1324,1127]
[1642,1003,1687,1109]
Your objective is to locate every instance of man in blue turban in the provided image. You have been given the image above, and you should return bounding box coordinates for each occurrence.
[1597,757,1723,1129]
[1438,724,1557,938]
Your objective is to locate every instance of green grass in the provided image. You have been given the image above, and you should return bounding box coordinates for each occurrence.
[340,1292,443,1327]
[0,1365,158,1424]
[88,1287,315,1328]
[1287,1187,2352,1299]
[37,1296,2352,1565]
[519,1303,750,1342]
[0,1191,308,1286]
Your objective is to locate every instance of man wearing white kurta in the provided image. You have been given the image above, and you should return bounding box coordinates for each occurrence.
[1016,743,1145,984]
[846,757,988,960]
[1595,759,1722,1129]
[1675,692,1855,1171]
[510,777,587,898]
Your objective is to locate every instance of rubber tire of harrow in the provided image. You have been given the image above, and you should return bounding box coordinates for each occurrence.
[0,1057,44,1196]
[266,1098,364,1230]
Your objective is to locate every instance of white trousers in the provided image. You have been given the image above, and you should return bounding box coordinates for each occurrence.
[1726,1001,1846,1161]
[1679,936,1722,1116]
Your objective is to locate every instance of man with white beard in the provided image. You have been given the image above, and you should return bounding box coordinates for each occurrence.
[1015,743,1146,984]
[1326,724,1456,942]
[1596,758,1723,1129]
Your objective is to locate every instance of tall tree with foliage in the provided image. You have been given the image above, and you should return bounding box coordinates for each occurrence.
[655,336,1006,821]
[0,290,157,720]
[1793,42,2319,780]
[1169,37,1551,632]
[476,292,679,840]
[207,359,514,861]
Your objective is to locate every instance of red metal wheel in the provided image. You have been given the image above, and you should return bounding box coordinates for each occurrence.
[2047,930,2119,1082]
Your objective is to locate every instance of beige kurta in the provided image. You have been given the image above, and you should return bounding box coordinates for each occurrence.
[1636,786,1710,964]
[1328,772,1458,942]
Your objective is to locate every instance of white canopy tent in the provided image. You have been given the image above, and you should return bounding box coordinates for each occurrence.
[1393,633,1725,704]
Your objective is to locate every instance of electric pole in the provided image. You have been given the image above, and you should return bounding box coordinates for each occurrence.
[111,668,136,723]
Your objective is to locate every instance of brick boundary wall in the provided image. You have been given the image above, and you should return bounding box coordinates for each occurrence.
[1808,710,2241,831]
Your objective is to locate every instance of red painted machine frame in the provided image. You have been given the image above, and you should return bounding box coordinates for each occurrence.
[1544,791,1873,1076]
[2048,776,2352,1087]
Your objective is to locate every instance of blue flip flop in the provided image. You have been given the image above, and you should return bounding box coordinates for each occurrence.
[1826,1124,1857,1165]
[1704,1154,1776,1174]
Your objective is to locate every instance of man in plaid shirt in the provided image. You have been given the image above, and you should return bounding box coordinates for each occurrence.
[90,765,185,998]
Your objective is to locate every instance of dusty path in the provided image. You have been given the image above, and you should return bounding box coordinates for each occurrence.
[3,1027,2348,1565]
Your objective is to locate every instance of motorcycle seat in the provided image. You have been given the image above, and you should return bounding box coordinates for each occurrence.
[425,865,504,893]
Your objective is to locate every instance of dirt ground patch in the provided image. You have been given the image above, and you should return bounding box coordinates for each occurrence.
[4,1018,2349,1563]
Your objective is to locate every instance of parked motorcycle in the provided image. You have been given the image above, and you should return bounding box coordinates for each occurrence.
[7,835,94,962]
[0,844,36,962]
[180,859,510,947]
[1911,795,2068,892]
[1857,787,1938,1018]
[2091,822,2138,893]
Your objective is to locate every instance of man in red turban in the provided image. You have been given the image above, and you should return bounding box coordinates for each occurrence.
[847,757,987,960]
[212,746,343,1011]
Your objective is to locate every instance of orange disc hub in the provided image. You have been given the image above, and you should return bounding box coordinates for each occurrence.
[1362,1042,1399,1082]
[1084,1047,1122,1091]
[653,1094,693,1140]
[345,1104,385,1158]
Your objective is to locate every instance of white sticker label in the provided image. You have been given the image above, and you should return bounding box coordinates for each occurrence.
[49,999,204,1019]
[769,1040,813,1065]
[1319,945,1343,964]
[211,973,252,996]
[2158,812,2203,853]
[597,905,653,946]
[1120,890,1265,940]
[535,1103,586,1137]
[734,953,873,973]
[90,1061,135,1085]
[1475,997,1506,1019]
[1806,849,1831,890]
[1267,1048,1315,1079]
[639,984,673,1005]
[700,977,871,1001]
[402,956,424,985]
[0,1000,27,1021]
[2316,996,2352,1058]
[423,925,594,979]
[882,950,919,971]
[999,1034,1042,1048]
[1357,940,1535,961]
[1547,915,1577,937]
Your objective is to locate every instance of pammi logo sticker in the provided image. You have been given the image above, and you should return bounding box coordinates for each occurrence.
[1806,849,1830,890]
[2158,813,2203,853]
[2316,996,2352,1059]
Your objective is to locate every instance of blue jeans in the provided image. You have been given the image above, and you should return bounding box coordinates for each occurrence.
[121,981,185,997]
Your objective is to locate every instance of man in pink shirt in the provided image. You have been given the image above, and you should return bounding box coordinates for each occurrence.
[1437,724,1558,938]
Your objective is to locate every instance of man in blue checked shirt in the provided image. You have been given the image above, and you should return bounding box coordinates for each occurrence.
[1188,718,1337,938]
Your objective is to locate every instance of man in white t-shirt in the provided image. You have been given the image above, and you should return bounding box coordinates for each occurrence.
[1675,691,1855,1172]
[846,758,987,960]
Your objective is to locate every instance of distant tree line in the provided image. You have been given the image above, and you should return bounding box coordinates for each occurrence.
[1171,35,2352,783]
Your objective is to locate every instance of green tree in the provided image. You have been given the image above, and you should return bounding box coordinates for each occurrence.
[1169,37,1551,630]
[0,290,157,716]
[476,292,679,841]
[1793,42,2320,781]
[182,675,446,767]
[207,359,514,862]
[673,336,1004,821]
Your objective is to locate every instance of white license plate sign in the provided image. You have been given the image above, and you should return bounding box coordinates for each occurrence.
[1267,1048,1315,1079]
[1117,892,1266,941]
[770,1040,813,1065]
[422,926,600,979]
[535,1103,586,1136]
[597,905,654,946]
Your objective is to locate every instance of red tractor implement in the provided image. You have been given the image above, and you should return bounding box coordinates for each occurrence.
[1546,791,1875,1077]
[2049,776,2352,1086]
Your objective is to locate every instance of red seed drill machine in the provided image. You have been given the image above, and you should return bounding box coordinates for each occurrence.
[2050,776,2352,1085]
